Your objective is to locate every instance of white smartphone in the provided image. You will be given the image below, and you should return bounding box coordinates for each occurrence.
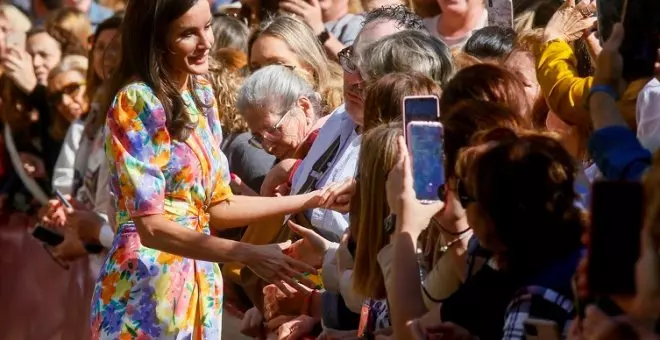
[402,95,440,139]
[405,121,445,203]
[523,319,562,340]
[487,0,514,28]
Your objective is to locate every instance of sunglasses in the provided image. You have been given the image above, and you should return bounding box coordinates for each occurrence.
[337,45,358,74]
[456,179,476,209]
[48,82,85,104]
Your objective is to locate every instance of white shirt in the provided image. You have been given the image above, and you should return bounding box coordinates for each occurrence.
[290,105,361,239]
[52,120,85,196]
[636,78,660,142]
[423,9,489,49]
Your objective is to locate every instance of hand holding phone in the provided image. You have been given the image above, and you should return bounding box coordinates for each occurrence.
[54,190,74,210]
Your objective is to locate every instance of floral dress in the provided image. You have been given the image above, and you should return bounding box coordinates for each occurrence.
[90,79,232,339]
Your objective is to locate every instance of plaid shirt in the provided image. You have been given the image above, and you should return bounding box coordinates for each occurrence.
[501,286,574,340]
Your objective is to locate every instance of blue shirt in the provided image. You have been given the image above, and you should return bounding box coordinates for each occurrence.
[588,126,652,181]
[11,1,114,31]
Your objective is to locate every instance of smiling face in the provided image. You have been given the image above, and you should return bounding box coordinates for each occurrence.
[249,35,305,72]
[92,28,119,80]
[27,32,63,86]
[48,70,88,122]
[164,0,215,81]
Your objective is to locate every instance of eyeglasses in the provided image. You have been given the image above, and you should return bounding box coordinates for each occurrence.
[248,109,292,150]
[338,45,358,74]
[48,82,85,104]
[456,178,475,209]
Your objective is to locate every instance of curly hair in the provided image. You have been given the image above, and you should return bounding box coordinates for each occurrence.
[208,48,248,135]
[27,23,87,57]
[362,4,425,31]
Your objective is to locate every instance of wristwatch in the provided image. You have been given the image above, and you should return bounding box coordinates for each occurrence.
[317,28,330,44]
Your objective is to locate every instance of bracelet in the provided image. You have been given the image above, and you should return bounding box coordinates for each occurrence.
[589,84,620,101]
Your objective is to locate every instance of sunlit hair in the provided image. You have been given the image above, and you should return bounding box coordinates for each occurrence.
[440,64,532,124]
[211,14,249,54]
[359,30,455,86]
[248,15,343,113]
[46,8,93,49]
[27,23,87,57]
[84,14,123,140]
[208,48,248,135]
[99,0,128,10]
[458,128,583,275]
[452,51,484,70]
[513,0,560,33]
[464,26,517,61]
[362,72,441,131]
[0,4,31,32]
[105,0,211,141]
[441,100,529,180]
[48,55,89,141]
[351,122,401,299]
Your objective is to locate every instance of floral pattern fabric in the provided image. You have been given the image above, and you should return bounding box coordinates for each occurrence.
[90,79,232,339]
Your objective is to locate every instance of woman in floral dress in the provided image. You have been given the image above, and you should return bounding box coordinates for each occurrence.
[90,1,330,338]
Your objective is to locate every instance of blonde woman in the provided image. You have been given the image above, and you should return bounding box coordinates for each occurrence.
[249,15,343,114]
[46,8,94,50]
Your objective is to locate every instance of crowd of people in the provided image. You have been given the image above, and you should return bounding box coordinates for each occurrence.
[0,0,658,339]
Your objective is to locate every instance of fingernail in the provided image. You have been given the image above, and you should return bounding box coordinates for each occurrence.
[230,173,237,181]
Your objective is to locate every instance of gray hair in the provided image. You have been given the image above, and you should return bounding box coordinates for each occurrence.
[237,65,322,119]
[358,30,455,86]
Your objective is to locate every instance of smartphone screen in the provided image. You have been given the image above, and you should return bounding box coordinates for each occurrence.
[403,96,440,126]
[487,0,514,28]
[406,122,445,203]
[597,0,660,81]
[588,181,644,295]
[31,225,65,246]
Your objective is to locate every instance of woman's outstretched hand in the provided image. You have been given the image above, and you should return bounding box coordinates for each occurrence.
[244,241,318,296]
[287,220,331,268]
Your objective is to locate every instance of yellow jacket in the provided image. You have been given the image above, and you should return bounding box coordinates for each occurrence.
[535,39,648,129]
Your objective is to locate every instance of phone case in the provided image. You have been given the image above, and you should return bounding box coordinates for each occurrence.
[487,0,514,28]
[31,225,64,246]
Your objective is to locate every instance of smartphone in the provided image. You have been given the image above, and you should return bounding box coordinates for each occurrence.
[30,224,104,253]
[406,122,445,203]
[31,224,65,246]
[402,96,440,138]
[596,0,660,81]
[54,189,73,209]
[5,31,26,50]
[523,319,562,340]
[588,181,644,296]
[487,0,514,28]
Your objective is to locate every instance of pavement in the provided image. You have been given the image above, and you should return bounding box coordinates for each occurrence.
[223,311,251,339]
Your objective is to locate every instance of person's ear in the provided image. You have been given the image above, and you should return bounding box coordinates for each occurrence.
[297,96,315,126]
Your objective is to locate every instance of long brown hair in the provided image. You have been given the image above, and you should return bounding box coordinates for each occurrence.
[351,122,401,299]
[104,0,210,141]
[362,72,442,131]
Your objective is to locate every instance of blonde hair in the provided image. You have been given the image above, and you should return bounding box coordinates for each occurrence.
[48,55,89,141]
[352,122,402,299]
[208,49,248,135]
[0,5,31,33]
[46,8,93,49]
[99,0,128,11]
[249,15,343,114]
[513,0,560,34]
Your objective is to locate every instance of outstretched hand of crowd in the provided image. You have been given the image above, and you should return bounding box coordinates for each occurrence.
[543,0,597,43]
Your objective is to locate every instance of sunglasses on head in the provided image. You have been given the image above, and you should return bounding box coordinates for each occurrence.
[48,82,85,104]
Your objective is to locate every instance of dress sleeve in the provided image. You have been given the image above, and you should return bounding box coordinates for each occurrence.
[105,85,171,217]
